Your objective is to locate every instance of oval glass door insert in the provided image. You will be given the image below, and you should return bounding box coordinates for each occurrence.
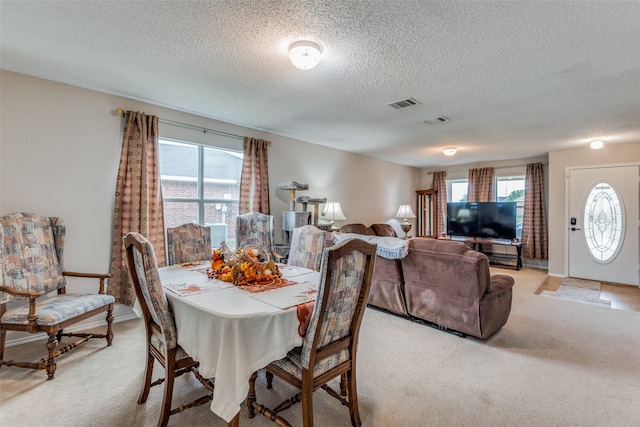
[583,181,624,262]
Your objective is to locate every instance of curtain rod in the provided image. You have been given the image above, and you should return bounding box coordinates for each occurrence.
[115,107,248,142]
[427,161,549,174]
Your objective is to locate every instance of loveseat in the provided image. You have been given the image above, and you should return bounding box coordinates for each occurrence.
[336,224,515,339]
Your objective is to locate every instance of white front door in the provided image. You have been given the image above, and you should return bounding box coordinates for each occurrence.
[568,165,639,286]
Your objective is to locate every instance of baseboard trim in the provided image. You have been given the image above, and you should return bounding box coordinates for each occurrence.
[4,313,140,348]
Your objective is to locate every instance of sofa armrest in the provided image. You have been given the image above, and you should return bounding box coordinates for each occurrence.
[486,274,515,294]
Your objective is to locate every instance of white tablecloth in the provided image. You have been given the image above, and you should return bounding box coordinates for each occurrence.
[157,263,319,422]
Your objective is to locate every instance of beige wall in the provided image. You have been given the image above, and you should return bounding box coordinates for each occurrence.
[548,143,640,277]
[0,70,419,343]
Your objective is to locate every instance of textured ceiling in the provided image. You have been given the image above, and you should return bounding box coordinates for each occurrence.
[2,1,640,168]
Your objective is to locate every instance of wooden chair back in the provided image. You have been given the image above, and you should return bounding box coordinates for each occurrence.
[287,225,330,271]
[236,212,282,261]
[301,238,376,374]
[125,232,177,351]
[166,223,211,266]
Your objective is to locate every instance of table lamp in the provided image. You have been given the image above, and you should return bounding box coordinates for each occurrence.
[321,201,347,230]
[395,204,416,239]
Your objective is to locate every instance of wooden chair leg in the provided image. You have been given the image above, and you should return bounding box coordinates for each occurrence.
[340,372,348,396]
[247,371,258,418]
[266,370,274,389]
[138,350,154,404]
[45,333,58,380]
[158,360,176,427]
[0,329,6,363]
[105,305,114,346]
[346,369,361,427]
[301,374,314,427]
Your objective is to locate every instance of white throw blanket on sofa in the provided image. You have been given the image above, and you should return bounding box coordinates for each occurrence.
[333,233,410,259]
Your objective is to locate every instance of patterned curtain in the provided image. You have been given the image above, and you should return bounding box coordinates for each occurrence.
[239,137,271,214]
[522,162,548,259]
[430,171,447,237]
[108,111,166,306]
[468,167,494,202]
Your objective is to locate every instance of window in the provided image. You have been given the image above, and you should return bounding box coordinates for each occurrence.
[446,175,526,239]
[496,177,525,238]
[449,180,468,202]
[158,139,243,248]
[584,181,623,262]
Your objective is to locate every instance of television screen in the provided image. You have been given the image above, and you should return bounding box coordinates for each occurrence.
[446,202,517,240]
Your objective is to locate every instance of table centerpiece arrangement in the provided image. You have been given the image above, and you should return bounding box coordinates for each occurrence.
[209,242,286,288]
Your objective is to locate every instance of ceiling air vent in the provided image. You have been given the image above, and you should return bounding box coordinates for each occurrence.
[386,97,420,109]
[422,116,449,125]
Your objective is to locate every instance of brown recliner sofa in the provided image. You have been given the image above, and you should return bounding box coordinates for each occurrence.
[337,224,514,339]
[338,224,408,317]
[401,238,514,339]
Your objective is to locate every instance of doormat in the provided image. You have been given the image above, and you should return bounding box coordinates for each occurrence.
[540,277,611,307]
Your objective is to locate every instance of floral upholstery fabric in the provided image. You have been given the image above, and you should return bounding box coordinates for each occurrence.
[0,213,66,305]
[1,293,115,326]
[166,223,211,265]
[128,232,178,351]
[272,239,368,377]
[287,225,330,271]
[236,212,275,252]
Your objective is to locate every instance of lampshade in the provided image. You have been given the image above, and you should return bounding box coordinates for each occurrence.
[322,201,347,221]
[457,208,472,220]
[395,204,416,219]
[288,41,322,70]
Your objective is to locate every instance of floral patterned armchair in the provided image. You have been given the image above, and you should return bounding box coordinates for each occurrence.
[0,212,114,380]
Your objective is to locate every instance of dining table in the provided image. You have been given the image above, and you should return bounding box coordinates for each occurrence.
[152,262,320,426]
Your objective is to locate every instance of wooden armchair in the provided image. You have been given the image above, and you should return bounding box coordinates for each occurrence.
[236,212,283,262]
[124,232,215,427]
[166,223,211,265]
[0,212,114,380]
[247,238,377,426]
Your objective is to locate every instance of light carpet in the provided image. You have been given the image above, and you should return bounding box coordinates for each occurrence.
[2,268,640,426]
[540,277,612,307]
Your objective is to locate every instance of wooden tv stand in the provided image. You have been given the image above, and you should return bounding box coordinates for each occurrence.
[448,237,522,270]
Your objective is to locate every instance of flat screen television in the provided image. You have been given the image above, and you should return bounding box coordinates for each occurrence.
[446,202,517,240]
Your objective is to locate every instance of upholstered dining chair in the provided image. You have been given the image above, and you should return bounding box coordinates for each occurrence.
[0,212,114,380]
[166,223,211,266]
[235,212,283,262]
[124,232,214,427]
[247,238,377,427]
[287,225,332,272]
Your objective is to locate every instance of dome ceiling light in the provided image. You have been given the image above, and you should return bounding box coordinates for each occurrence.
[442,147,457,156]
[590,140,604,149]
[288,40,322,70]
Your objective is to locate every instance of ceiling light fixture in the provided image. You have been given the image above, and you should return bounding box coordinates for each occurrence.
[590,140,604,149]
[442,147,457,156]
[288,41,322,70]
